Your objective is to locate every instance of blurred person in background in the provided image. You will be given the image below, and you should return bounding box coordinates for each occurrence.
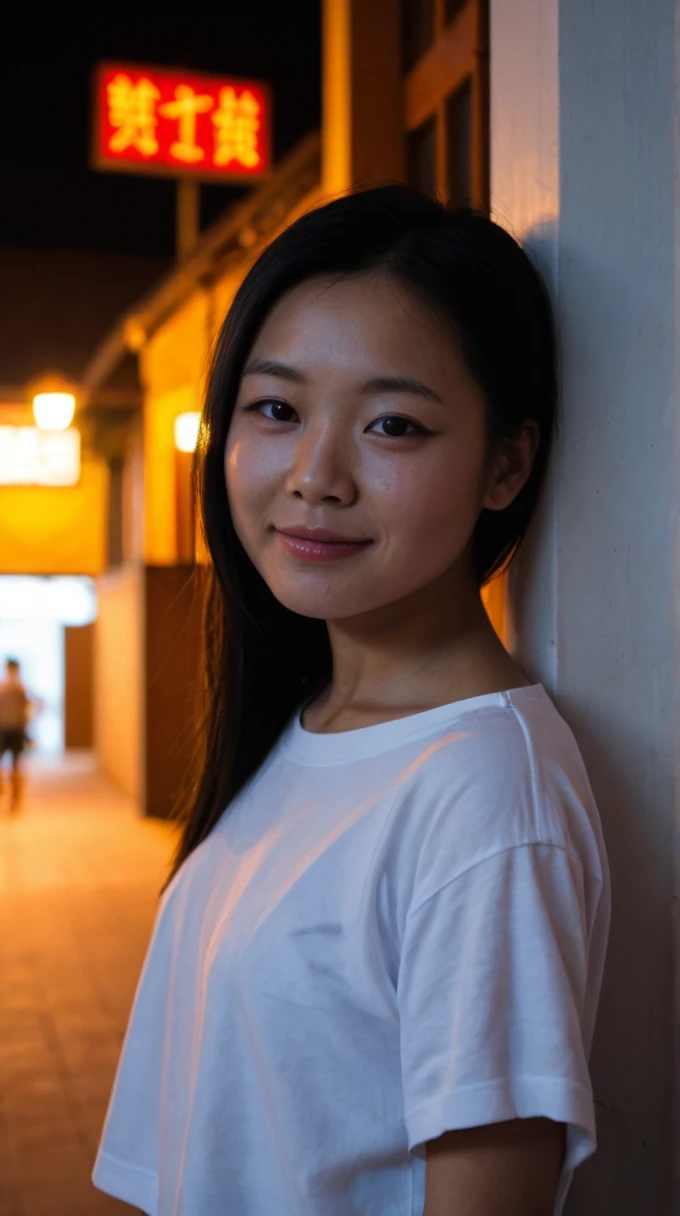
[0,657,31,812]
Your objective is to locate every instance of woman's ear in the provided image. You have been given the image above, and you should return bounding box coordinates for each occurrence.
[481,419,541,512]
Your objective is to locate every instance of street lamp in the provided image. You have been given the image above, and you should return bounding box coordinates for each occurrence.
[33,391,76,431]
[174,411,201,453]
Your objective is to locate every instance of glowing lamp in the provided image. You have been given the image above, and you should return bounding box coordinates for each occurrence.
[174,411,201,453]
[33,392,76,431]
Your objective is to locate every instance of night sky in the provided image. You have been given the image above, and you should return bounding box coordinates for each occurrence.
[2,4,321,257]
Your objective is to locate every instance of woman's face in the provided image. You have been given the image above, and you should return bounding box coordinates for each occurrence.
[225,273,530,622]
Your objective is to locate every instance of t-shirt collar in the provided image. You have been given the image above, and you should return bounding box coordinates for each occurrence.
[281,684,546,767]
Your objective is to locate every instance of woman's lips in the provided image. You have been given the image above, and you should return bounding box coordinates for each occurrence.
[275,532,373,562]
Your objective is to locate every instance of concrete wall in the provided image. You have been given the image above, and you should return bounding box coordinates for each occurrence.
[95,564,144,802]
[491,0,679,1209]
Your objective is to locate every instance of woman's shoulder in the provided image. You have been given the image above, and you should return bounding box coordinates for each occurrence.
[396,685,605,885]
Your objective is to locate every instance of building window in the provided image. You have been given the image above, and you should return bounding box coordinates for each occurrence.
[402,0,435,72]
[107,456,124,568]
[445,0,467,23]
[402,0,488,209]
[406,116,437,198]
[446,77,472,206]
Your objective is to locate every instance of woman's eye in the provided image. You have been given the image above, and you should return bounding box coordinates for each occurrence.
[249,399,298,422]
[367,415,427,438]
[244,402,428,438]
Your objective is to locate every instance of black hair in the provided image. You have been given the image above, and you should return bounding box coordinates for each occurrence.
[168,184,557,881]
[6,658,19,670]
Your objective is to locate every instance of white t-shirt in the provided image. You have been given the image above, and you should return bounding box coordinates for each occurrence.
[93,684,609,1216]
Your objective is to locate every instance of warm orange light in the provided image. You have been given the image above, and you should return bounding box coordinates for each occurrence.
[33,392,76,431]
[0,426,81,485]
[174,412,201,453]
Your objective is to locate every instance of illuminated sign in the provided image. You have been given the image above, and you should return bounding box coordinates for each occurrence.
[92,62,271,182]
[0,427,81,486]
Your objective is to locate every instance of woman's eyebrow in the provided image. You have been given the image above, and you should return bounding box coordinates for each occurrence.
[242,362,444,405]
[242,358,306,382]
[361,376,444,405]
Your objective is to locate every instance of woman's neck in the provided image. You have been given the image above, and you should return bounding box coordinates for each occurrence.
[305,585,529,734]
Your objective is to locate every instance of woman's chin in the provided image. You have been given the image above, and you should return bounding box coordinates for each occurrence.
[269,583,375,622]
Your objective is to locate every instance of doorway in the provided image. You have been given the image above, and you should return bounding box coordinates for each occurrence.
[0,576,96,754]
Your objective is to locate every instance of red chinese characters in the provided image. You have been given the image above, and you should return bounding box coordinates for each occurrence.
[93,63,271,180]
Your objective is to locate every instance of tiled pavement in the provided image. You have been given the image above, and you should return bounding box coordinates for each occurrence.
[0,753,177,1216]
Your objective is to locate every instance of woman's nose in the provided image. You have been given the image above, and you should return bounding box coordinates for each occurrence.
[283,428,357,506]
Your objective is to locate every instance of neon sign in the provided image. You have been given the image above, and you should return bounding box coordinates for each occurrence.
[92,62,271,182]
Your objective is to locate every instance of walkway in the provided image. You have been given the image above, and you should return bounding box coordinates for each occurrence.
[0,754,177,1216]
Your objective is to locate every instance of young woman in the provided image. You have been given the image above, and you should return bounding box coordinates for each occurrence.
[93,186,609,1216]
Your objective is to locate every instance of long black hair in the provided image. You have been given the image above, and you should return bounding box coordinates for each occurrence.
[168,184,557,881]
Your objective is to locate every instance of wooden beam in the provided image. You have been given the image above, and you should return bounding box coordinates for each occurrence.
[403,2,475,133]
[471,0,490,207]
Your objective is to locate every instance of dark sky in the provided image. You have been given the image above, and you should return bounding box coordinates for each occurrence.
[1,4,321,258]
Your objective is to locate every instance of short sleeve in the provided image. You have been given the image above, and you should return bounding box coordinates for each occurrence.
[398,843,598,1172]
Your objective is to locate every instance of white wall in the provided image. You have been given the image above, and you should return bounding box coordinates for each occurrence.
[491,0,679,1209]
